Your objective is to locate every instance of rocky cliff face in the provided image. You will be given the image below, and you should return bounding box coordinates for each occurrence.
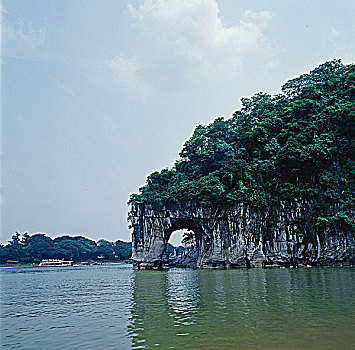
[128,201,354,269]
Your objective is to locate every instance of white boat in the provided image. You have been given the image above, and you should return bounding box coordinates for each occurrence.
[38,259,73,267]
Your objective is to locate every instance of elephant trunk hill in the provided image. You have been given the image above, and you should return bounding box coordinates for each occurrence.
[128,59,355,269]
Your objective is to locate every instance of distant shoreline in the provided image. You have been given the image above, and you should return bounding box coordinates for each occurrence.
[2,263,353,270]
[0,262,132,269]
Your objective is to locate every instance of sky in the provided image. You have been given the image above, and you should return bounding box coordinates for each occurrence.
[1,0,355,245]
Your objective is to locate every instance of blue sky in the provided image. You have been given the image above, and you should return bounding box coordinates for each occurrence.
[2,0,354,244]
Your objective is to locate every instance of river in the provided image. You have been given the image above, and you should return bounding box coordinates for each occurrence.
[1,265,354,349]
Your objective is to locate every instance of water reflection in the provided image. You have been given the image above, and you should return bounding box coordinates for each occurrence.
[2,266,354,349]
[129,268,355,349]
[167,269,199,327]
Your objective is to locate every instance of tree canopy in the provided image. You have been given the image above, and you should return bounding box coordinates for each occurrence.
[0,232,132,264]
[130,60,355,235]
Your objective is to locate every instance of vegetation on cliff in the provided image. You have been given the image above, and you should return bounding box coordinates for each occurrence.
[0,232,132,264]
[130,60,354,236]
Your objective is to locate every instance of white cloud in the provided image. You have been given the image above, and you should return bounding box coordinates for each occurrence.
[128,0,271,79]
[241,10,272,26]
[110,56,151,98]
[2,21,45,47]
[110,56,140,76]
[324,27,340,46]
[320,27,353,61]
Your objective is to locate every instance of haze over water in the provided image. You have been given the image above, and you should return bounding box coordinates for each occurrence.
[1,265,354,349]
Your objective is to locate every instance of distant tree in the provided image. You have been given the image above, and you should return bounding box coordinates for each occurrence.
[165,243,175,256]
[10,232,21,245]
[6,232,24,261]
[27,234,55,260]
[97,239,115,260]
[53,236,97,261]
[114,240,132,260]
[21,232,31,246]
[181,231,195,248]
[0,232,131,263]
[71,236,97,260]
[0,244,9,263]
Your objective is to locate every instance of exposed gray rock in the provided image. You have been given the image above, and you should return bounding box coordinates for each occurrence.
[128,201,355,269]
[165,248,199,268]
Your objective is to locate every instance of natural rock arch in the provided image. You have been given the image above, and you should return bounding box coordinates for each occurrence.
[128,201,264,269]
[128,200,355,269]
[128,203,215,269]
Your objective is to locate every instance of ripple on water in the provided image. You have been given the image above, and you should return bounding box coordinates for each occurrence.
[2,266,355,349]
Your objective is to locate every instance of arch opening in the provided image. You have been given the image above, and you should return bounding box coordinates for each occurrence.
[162,218,202,268]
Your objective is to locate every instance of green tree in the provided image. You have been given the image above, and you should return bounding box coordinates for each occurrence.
[130,59,355,238]
[97,239,115,260]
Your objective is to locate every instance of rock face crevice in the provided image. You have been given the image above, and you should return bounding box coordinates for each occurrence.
[128,201,355,269]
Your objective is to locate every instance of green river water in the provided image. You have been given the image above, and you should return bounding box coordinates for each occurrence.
[1,265,354,349]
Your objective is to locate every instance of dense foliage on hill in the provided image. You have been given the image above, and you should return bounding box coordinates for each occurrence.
[130,60,354,235]
[0,232,132,264]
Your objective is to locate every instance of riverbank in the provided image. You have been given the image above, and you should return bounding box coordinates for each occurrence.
[0,261,131,269]
[0,263,37,269]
